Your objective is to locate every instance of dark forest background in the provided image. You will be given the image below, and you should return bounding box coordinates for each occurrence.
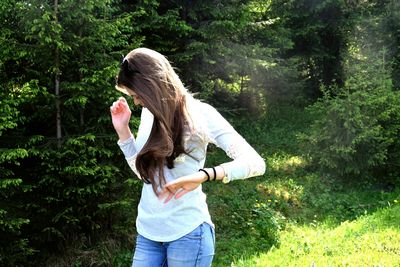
[1,0,399,266]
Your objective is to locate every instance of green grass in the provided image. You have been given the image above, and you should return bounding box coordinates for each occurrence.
[204,105,400,267]
[232,205,400,267]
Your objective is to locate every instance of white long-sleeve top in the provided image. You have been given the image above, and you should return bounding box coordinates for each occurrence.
[118,96,265,242]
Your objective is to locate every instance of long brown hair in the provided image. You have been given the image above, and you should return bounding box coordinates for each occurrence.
[116,48,189,194]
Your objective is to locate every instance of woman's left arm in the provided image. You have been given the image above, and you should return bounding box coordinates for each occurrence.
[161,103,265,203]
[203,103,266,183]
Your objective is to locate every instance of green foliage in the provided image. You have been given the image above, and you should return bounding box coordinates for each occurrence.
[144,0,301,112]
[301,16,400,181]
[269,0,353,99]
[208,105,399,267]
[43,236,133,267]
[0,80,47,265]
[0,0,142,265]
[1,0,400,266]
[208,102,399,266]
[250,202,281,246]
[203,175,281,266]
[203,105,314,266]
[302,85,400,180]
[31,135,128,238]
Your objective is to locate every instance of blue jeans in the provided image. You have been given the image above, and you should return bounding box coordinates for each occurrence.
[132,222,215,267]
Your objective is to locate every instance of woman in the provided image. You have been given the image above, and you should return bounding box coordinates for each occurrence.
[110,48,265,267]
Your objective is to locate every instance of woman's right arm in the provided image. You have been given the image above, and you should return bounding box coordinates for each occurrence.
[110,97,133,142]
[110,97,154,178]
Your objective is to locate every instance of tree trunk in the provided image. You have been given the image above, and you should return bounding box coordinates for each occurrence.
[54,0,61,147]
[79,25,85,128]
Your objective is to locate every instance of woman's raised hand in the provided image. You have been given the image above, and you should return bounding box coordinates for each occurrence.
[110,97,132,140]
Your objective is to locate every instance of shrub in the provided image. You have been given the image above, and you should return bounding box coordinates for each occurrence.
[301,78,400,182]
[0,81,141,266]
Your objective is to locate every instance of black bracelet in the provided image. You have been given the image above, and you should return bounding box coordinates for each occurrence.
[212,167,217,181]
[199,169,210,182]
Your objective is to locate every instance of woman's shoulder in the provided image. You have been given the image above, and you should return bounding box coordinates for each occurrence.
[186,96,218,116]
[184,97,216,140]
[141,107,154,119]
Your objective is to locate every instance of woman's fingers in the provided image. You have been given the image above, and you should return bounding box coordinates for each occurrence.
[164,180,179,189]
[174,189,189,199]
[161,176,201,203]
[110,100,119,111]
[110,102,118,113]
[110,98,130,114]
[161,181,179,203]
[158,186,174,202]
[163,192,175,204]
[159,187,175,204]
[162,189,188,203]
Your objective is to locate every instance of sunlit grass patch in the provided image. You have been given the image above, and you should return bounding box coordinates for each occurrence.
[231,205,400,267]
[256,177,305,219]
[268,153,307,174]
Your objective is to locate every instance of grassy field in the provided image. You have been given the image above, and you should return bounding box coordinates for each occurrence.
[237,205,400,266]
[204,105,400,267]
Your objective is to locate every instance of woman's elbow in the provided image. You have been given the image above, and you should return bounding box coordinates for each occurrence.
[258,155,266,176]
[249,154,266,177]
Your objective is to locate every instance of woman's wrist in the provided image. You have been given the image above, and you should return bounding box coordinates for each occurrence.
[198,169,210,182]
[116,127,132,142]
[198,166,225,182]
